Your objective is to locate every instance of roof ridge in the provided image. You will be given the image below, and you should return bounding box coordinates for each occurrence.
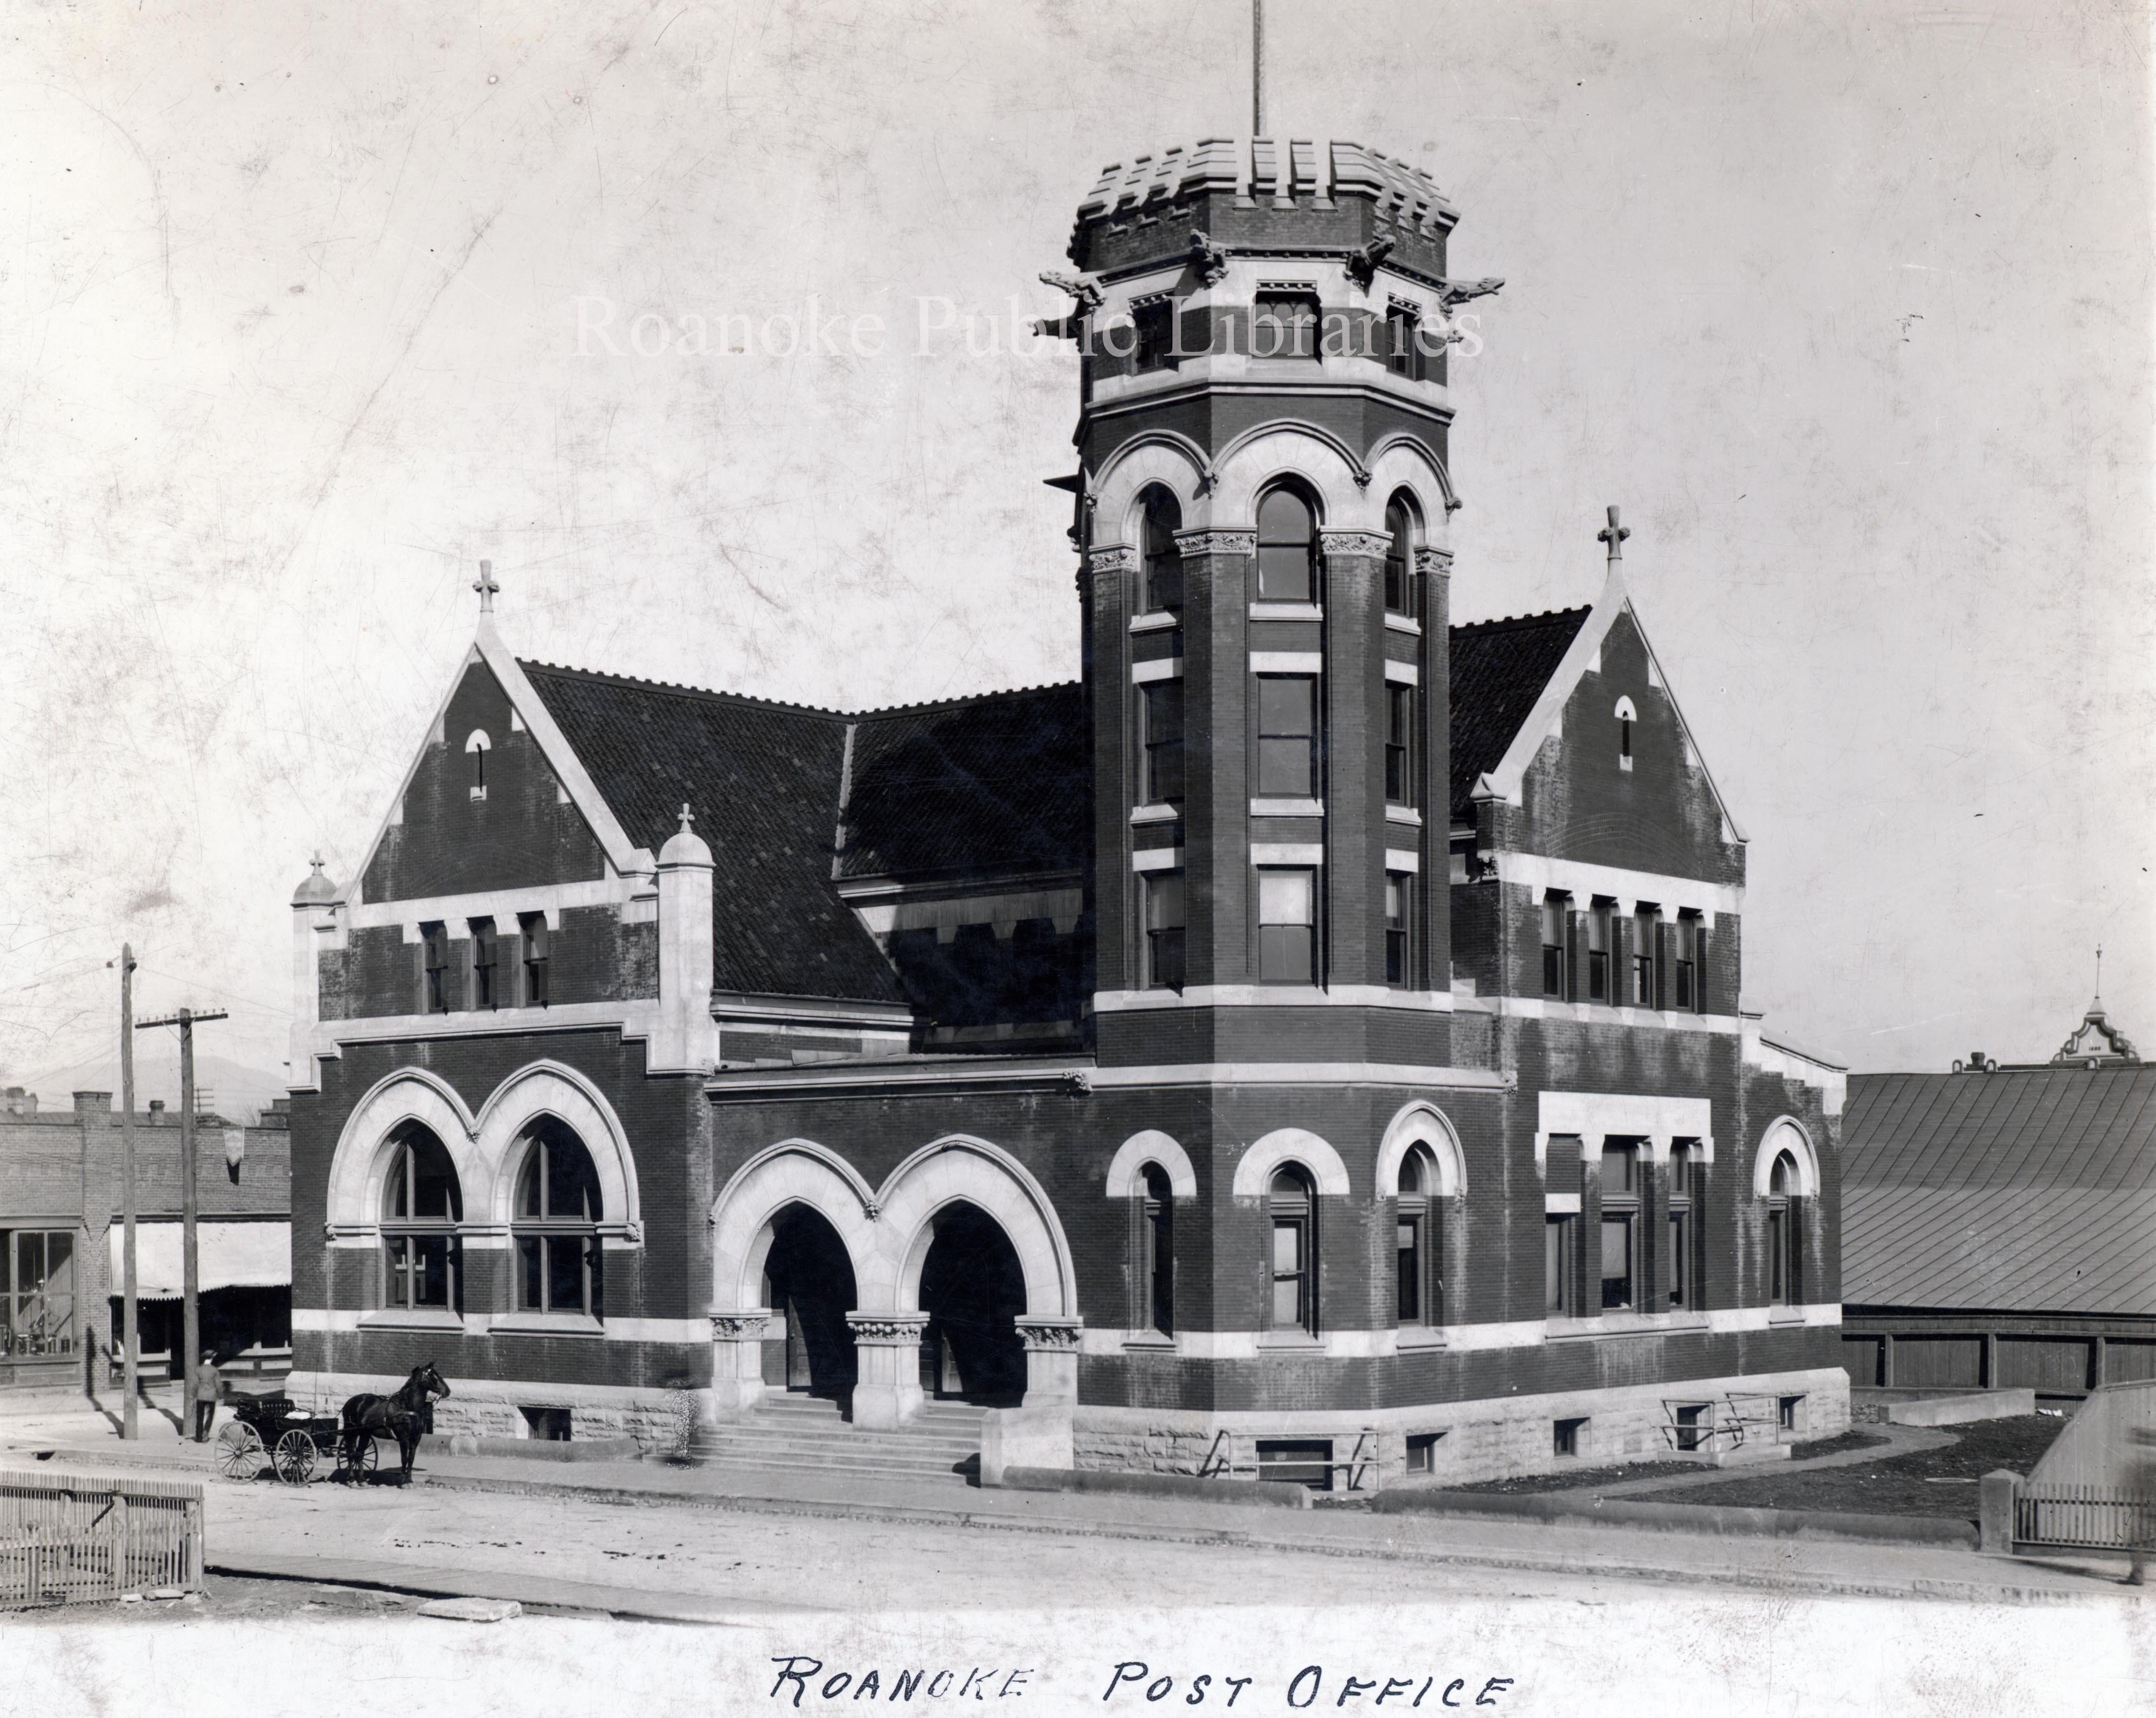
[518,658,1080,722]
[1450,606,1595,635]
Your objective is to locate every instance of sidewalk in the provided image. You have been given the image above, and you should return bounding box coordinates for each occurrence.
[4,1407,2140,1608]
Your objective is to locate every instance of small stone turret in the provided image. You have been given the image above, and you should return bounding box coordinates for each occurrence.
[652,804,715,1073]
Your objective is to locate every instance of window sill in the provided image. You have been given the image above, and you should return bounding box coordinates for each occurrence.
[1394,1327,1447,1352]
[1250,798,1323,818]
[360,1309,466,1332]
[491,1314,605,1338]
[1386,806,1423,826]
[1129,611,1181,634]
[1248,602,1323,622]
[1384,614,1423,636]
[1121,1335,1177,1353]
[1256,1331,1324,1352]
[1129,803,1181,825]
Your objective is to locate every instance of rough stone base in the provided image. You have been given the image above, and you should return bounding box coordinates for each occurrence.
[282,1369,706,1458]
[1072,1367,1850,1491]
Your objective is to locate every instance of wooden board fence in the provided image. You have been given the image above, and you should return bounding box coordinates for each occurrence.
[0,1466,204,1609]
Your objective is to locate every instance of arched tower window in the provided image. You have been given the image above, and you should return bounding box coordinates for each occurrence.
[381,1124,462,1312]
[1268,1165,1317,1335]
[1384,493,1420,619]
[1139,486,1183,614]
[465,730,490,801]
[1614,697,1637,772]
[1395,1147,1445,1327]
[1256,486,1318,604]
[1765,1149,1800,1308]
[514,1119,604,1318]
[1140,1163,1173,1335]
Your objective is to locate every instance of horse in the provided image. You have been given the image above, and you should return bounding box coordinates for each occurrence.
[340,1362,450,1483]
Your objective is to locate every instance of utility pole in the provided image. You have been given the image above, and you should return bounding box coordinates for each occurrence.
[118,945,139,1440]
[137,1005,226,1439]
[1252,0,1266,136]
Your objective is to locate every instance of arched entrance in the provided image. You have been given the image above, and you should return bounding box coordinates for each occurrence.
[916,1202,1027,1406]
[759,1204,859,1402]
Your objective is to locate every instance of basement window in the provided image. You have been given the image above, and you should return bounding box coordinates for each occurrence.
[1553,1417,1588,1459]
[1405,1432,1443,1474]
[521,1405,571,1442]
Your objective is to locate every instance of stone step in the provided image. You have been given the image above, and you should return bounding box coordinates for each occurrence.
[691,1452,976,1480]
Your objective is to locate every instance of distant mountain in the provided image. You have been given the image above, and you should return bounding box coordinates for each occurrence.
[12,1050,287,1125]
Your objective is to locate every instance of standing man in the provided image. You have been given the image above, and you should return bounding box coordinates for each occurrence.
[192,1350,222,1443]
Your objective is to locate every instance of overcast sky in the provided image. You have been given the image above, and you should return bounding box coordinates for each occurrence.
[2,0,2148,1091]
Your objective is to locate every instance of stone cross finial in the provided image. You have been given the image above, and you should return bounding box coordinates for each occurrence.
[1598,505,1630,564]
[679,802,694,834]
[474,559,499,614]
[309,853,325,877]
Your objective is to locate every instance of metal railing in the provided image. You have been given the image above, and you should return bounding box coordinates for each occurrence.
[0,1467,203,1609]
[1198,1428,1383,1492]
[2015,1485,2155,1551]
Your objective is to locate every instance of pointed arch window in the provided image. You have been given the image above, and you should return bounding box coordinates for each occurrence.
[381,1125,462,1312]
[1256,486,1318,603]
[1395,1147,1446,1327]
[1766,1149,1801,1308]
[465,730,490,801]
[1139,486,1184,614]
[1140,1163,1173,1335]
[1614,697,1637,773]
[1268,1165,1317,1335]
[515,1120,605,1318]
[1384,494,1419,619]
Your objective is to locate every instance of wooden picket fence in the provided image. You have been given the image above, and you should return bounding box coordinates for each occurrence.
[0,1466,203,1609]
[2014,1483,2154,1551]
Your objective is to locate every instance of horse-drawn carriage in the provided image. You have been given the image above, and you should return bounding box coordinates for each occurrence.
[212,1364,450,1486]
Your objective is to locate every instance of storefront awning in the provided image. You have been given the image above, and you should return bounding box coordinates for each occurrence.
[107,1222,290,1298]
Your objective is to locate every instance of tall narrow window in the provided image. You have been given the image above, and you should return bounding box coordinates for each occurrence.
[519,912,550,1007]
[1667,1142,1695,1310]
[465,730,490,801]
[1142,1163,1174,1336]
[515,1121,605,1319]
[421,922,451,1014]
[1140,486,1183,613]
[469,918,499,1010]
[1133,298,1177,371]
[1384,872,1412,988]
[1396,1151,1432,1326]
[1675,911,1702,1012]
[1256,487,1318,602]
[1269,1166,1316,1335]
[1585,899,1613,1002]
[1256,675,1318,797]
[1257,868,1317,984]
[1141,681,1186,803]
[1633,907,1660,1007]
[1600,1142,1639,1311]
[1253,290,1319,361]
[382,1126,462,1313]
[1384,303,1423,381]
[1143,870,1185,990]
[1383,495,1418,618]
[1540,893,1570,998]
[1766,1149,1799,1308]
[1545,1214,1575,1315]
[1385,685,1415,806]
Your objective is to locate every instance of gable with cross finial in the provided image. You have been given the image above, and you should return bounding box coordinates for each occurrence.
[1598,505,1629,563]
[473,559,500,614]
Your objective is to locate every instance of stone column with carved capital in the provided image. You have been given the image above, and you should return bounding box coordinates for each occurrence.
[709,1310,773,1417]
[1014,1316,1084,1406]
[846,1312,930,1429]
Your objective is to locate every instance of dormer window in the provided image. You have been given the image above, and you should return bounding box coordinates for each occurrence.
[1613,698,1636,772]
[465,730,491,800]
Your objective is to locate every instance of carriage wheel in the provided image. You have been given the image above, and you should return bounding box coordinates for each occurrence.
[273,1428,319,1485]
[215,1422,263,1481]
[345,1433,381,1481]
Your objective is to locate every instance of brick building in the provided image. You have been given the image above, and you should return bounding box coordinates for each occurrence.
[1841,1000,2155,1402]
[284,136,1846,1481]
[0,1085,292,1393]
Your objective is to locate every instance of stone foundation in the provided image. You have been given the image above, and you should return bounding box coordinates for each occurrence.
[1072,1367,1850,1490]
[283,1370,706,1457]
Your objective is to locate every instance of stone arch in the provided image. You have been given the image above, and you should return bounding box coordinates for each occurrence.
[709,1141,880,1315]
[474,1061,641,1244]
[1754,1116,1821,1197]
[1376,1103,1467,1199]
[1363,434,1457,536]
[1230,1127,1351,1197]
[324,1068,477,1236]
[1207,423,1369,527]
[876,1136,1078,1319]
[1092,433,1211,544]
[1104,1130,1198,1200]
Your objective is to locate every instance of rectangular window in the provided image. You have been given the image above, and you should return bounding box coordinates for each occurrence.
[1675,911,1701,1011]
[1395,1212,1423,1324]
[1554,1417,1587,1459]
[1633,908,1659,1007]
[1540,892,1570,998]
[1384,685,1414,806]
[1545,1214,1574,1315]
[1253,290,1319,361]
[1255,676,1318,798]
[1257,868,1317,985]
[1600,1142,1638,1311]
[1384,873,1411,988]
[470,918,499,1010]
[519,912,550,1007]
[1384,303,1424,380]
[421,922,451,1013]
[519,1235,596,1315]
[1143,870,1186,991]
[384,1234,459,1311]
[1142,681,1185,803]
[3,1230,76,1359]
[1133,298,1178,371]
[1270,1215,1309,1331]
[1585,899,1613,1002]
[1667,1142,1695,1310]
[1405,1432,1442,1474]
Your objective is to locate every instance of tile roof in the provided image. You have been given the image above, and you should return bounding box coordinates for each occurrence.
[840,685,1089,882]
[519,663,904,1007]
[1841,1068,2156,1314]
[1448,608,1592,821]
